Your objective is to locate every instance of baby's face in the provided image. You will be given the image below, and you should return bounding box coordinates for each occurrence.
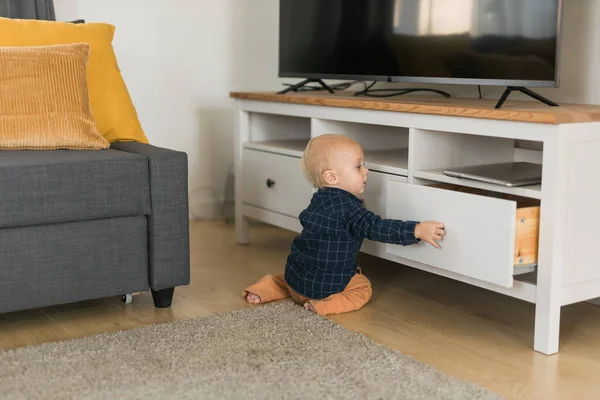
[329,141,369,197]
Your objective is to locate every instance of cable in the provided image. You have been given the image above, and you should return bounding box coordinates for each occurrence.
[329,80,364,91]
[478,85,483,99]
[354,81,450,98]
[353,81,377,96]
[281,80,365,92]
[280,80,451,98]
[362,88,451,98]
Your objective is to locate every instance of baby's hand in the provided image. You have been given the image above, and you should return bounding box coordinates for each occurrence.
[415,221,445,249]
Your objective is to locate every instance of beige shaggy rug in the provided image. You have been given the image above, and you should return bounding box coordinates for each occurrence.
[0,302,502,399]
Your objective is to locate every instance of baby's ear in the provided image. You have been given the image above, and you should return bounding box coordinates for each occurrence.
[322,170,337,185]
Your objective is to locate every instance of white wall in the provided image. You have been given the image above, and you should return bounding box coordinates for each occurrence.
[54,0,600,219]
[54,0,282,219]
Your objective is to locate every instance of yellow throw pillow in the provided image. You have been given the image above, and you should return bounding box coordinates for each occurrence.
[0,17,148,144]
[0,43,110,150]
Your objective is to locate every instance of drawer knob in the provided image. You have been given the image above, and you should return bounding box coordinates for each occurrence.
[266,179,275,188]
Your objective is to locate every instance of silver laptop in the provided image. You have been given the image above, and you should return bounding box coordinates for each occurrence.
[442,162,542,187]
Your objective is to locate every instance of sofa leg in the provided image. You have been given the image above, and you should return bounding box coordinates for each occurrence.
[151,287,175,308]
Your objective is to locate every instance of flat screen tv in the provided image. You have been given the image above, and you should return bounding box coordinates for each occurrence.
[279,0,563,88]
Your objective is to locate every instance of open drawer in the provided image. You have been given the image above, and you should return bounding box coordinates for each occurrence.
[385,182,540,288]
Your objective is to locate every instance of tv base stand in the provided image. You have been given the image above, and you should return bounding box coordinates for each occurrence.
[495,86,559,109]
[277,79,335,95]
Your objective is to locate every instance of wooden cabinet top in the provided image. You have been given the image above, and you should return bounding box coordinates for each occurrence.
[230,91,600,125]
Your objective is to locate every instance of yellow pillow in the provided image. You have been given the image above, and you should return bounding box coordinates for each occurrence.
[0,43,110,150]
[0,17,148,144]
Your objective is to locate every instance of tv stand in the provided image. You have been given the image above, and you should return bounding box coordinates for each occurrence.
[230,90,600,356]
[277,79,335,95]
[495,86,559,109]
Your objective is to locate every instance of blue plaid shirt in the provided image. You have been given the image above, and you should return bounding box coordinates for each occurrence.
[284,187,420,299]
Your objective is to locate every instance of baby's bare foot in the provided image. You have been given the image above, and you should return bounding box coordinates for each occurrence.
[245,292,261,304]
[304,302,317,314]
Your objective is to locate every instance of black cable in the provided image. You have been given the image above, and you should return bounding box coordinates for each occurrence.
[281,80,451,98]
[478,85,483,99]
[281,80,365,92]
[353,81,450,98]
[353,81,377,96]
[363,88,451,97]
[330,80,363,90]
[361,89,446,98]
[361,90,414,98]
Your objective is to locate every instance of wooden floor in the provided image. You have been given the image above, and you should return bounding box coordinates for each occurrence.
[2,220,600,399]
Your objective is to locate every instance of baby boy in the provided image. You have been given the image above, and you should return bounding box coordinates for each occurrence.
[243,134,445,315]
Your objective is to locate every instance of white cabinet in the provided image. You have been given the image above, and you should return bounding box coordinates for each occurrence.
[232,92,600,356]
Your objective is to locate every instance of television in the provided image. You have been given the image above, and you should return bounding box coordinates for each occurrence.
[279,0,563,88]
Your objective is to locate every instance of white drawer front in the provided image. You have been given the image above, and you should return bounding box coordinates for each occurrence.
[361,171,408,256]
[385,182,516,288]
[242,149,313,218]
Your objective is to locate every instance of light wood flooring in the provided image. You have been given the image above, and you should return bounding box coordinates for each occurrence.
[2,220,600,399]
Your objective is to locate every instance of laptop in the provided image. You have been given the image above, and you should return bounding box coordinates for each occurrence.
[442,162,542,187]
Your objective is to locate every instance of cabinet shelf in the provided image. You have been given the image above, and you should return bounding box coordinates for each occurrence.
[364,148,409,176]
[244,142,409,177]
[243,139,308,158]
[413,169,542,200]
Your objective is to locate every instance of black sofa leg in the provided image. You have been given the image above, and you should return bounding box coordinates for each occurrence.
[151,287,175,308]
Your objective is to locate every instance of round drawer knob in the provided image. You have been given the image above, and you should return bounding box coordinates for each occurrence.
[266,179,275,188]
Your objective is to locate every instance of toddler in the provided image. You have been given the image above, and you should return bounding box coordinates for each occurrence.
[243,134,445,315]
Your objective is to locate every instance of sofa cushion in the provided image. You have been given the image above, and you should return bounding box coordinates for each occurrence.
[0,149,151,229]
[0,17,148,144]
[0,43,109,150]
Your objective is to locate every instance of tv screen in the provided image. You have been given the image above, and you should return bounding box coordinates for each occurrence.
[279,0,562,87]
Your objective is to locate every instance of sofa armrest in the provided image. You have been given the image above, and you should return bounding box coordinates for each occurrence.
[110,142,190,290]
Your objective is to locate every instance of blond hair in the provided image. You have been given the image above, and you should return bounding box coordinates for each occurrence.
[301,134,359,188]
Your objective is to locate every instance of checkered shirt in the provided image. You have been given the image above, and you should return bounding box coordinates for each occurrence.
[284,187,419,299]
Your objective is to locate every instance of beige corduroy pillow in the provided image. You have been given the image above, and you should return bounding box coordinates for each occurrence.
[0,43,109,150]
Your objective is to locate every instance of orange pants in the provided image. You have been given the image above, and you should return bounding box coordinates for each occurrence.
[242,270,372,316]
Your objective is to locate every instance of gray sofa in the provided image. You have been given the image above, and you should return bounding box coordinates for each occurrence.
[0,142,190,314]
